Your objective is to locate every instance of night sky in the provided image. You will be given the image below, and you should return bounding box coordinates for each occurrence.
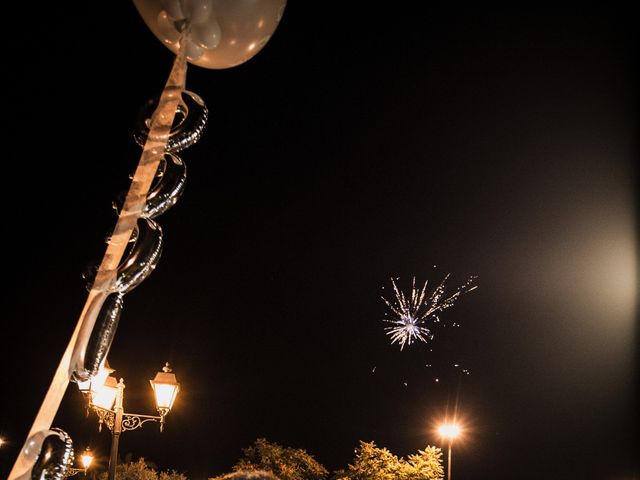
[1,4,637,480]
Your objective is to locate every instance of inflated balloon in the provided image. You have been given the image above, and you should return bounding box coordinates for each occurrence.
[132,0,287,68]
[143,154,187,218]
[72,87,199,384]
[113,218,163,293]
[76,293,124,382]
[134,90,208,152]
[72,219,161,382]
[82,220,163,294]
[18,431,52,474]
[112,154,187,219]
[25,429,74,480]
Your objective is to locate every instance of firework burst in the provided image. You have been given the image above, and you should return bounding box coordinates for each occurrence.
[382,274,477,350]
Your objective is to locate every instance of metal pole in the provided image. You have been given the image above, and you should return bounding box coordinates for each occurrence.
[108,379,125,480]
[447,440,452,480]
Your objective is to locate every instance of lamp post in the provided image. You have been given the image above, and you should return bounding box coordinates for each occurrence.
[63,447,94,477]
[79,362,180,480]
[438,423,460,480]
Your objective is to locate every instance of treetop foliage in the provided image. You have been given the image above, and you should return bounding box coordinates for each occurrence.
[96,457,187,480]
[97,437,443,480]
[333,441,444,480]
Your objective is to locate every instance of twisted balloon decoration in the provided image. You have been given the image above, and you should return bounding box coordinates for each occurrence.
[77,90,208,383]
[9,1,286,479]
[10,37,193,480]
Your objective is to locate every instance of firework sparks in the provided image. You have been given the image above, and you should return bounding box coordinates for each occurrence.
[382,274,477,350]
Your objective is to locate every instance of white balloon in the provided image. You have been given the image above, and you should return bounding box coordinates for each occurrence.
[185,40,204,61]
[160,0,184,20]
[182,0,214,24]
[133,0,287,69]
[157,10,181,45]
[191,17,221,49]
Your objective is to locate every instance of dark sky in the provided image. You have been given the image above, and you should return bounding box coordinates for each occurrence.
[1,4,637,480]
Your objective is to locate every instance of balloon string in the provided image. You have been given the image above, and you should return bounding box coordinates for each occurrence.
[8,35,189,480]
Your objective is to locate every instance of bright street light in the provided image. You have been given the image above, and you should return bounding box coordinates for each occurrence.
[63,447,94,477]
[438,423,461,439]
[438,422,461,480]
[91,374,119,411]
[80,447,94,470]
[78,362,180,480]
[150,362,181,414]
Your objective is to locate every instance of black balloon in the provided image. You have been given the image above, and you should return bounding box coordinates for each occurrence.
[71,89,204,391]
[144,153,187,219]
[134,90,208,153]
[82,293,123,379]
[30,428,74,480]
[114,218,163,293]
[111,153,187,220]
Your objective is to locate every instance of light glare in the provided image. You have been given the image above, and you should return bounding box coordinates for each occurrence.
[438,423,461,439]
[150,363,180,412]
[91,375,118,410]
[153,383,179,410]
[80,448,94,469]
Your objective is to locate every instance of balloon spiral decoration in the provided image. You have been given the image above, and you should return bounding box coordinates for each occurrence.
[26,429,74,480]
[9,1,286,479]
[13,82,208,480]
[75,90,208,383]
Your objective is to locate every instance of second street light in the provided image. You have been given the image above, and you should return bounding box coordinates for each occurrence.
[438,422,461,480]
[78,362,180,480]
[63,447,94,478]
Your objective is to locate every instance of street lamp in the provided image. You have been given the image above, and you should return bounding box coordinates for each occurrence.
[63,447,94,477]
[438,422,461,480]
[78,362,116,412]
[91,375,119,412]
[79,362,180,480]
[80,447,94,470]
[150,363,181,417]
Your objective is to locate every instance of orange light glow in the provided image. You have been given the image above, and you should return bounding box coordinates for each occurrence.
[80,447,94,470]
[438,423,461,439]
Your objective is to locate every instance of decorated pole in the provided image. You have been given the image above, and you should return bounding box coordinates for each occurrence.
[9,2,286,479]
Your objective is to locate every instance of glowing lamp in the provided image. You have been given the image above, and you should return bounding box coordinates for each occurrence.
[438,423,461,439]
[91,375,118,410]
[76,378,91,394]
[76,361,115,402]
[92,362,115,387]
[150,363,180,415]
[80,447,94,470]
